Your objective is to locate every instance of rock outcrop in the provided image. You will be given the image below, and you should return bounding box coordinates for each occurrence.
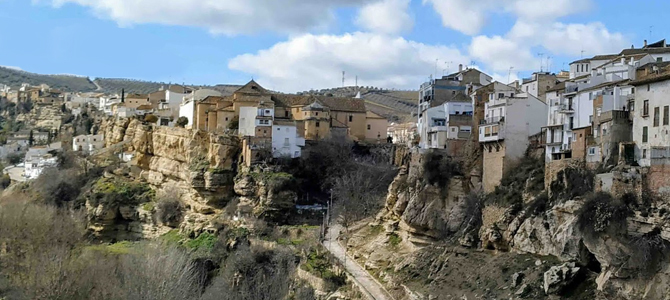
[543,262,582,295]
[95,118,241,239]
[381,151,471,243]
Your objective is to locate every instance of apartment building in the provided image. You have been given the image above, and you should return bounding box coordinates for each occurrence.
[480,91,547,192]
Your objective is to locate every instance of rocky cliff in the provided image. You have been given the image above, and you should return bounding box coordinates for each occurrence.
[347,150,670,299]
[94,118,241,240]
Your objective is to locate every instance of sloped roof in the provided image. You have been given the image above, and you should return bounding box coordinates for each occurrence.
[366,111,386,119]
[234,80,268,95]
[126,93,148,99]
[271,94,366,113]
[546,81,566,92]
[136,105,153,110]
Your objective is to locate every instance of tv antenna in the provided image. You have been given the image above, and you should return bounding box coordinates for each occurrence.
[507,67,514,84]
[537,52,545,72]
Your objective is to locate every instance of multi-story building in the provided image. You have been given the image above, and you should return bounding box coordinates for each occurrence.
[479,92,547,192]
[24,142,61,180]
[630,61,670,167]
[520,72,559,103]
[73,134,104,153]
[272,120,305,158]
[417,66,492,148]
[179,89,224,129]
[365,111,388,143]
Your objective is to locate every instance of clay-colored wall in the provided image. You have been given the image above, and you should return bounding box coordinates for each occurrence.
[332,111,366,141]
[482,143,506,192]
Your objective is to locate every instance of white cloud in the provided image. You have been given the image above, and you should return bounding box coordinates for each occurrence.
[509,0,591,20]
[537,22,628,56]
[423,0,592,35]
[468,35,538,72]
[229,32,470,92]
[356,0,413,34]
[42,0,375,35]
[468,20,628,73]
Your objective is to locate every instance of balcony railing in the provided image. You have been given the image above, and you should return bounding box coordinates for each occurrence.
[559,104,574,113]
[428,126,448,132]
[479,124,504,142]
[480,116,504,125]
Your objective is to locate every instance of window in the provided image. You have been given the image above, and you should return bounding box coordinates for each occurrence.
[498,93,504,99]
[643,126,648,143]
[284,138,289,146]
[225,117,229,121]
[367,124,371,130]
[664,106,669,125]
[316,112,318,116]
[654,107,660,127]
[316,122,320,127]
[643,149,647,159]
[589,115,593,124]
[643,100,650,116]
[285,111,289,117]
[588,147,596,155]
[452,91,456,95]
[658,57,664,62]
[648,84,651,92]
[349,115,353,122]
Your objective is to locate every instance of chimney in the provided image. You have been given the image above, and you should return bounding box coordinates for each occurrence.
[121,89,125,103]
[644,40,648,47]
[458,64,463,72]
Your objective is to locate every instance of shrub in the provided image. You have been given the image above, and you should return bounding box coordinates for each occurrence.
[227,116,239,130]
[89,177,155,207]
[144,114,159,123]
[0,174,10,189]
[388,233,402,247]
[576,192,631,239]
[627,228,669,277]
[549,166,594,201]
[185,232,217,252]
[176,116,188,128]
[422,150,461,187]
[155,186,183,227]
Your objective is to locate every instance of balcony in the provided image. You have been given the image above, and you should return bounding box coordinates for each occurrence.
[480,116,504,125]
[559,104,574,114]
[479,124,504,142]
[428,126,448,133]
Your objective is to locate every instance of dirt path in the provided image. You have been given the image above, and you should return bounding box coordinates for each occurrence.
[323,224,393,300]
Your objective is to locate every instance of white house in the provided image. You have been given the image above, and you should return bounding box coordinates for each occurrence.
[272,120,305,158]
[239,104,274,137]
[631,63,670,167]
[24,142,61,180]
[179,89,223,129]
[73,134,104,153]
[100,96,121,115]
[479,92,547,192]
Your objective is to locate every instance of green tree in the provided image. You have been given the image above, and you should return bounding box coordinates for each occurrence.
[28,130,34,146]
[176,116,188,128]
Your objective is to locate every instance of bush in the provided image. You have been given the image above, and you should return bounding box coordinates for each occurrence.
[144,114,159,123]
[89,177,155,207]
[576,192,631,239]
[486,155,544,207]
[549,166,594,201]
[156,192,183,227]
[0,174,10,189]
[6,152,23,165]
[176,116,188,128]
[422,150,461,187]
[227,116,239,130]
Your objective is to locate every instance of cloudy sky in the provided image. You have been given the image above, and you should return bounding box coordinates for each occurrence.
[0,0,664,92]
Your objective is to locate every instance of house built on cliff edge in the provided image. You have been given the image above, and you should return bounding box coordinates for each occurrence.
[179,80,388,166]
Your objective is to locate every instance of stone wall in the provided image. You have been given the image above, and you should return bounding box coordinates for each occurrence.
[482,142,505,193]
[647,164,670,195]
[544,159,583,191]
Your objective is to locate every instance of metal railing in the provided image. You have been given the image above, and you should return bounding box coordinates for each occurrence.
[480,116,504,125]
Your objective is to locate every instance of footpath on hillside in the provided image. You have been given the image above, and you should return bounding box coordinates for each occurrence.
[323,224,393,300]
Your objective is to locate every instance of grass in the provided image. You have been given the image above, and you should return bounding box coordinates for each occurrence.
[249,172,294,181]
[184,232,217,251]
[86,241,135,255]
[388,233,402,248]
[160,229,183,245]
[142,202,155,212]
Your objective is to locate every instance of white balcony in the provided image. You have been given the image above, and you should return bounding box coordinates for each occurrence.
[479,124,504,142]
[428,126,448,133]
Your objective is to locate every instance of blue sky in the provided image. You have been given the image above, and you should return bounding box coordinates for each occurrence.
[0,0,664,92]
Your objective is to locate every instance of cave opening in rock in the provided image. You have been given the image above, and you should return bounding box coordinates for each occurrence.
[579,240,602,273]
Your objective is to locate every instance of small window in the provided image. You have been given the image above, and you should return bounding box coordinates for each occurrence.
[225,117,229,121]
[367,124,371,130]
[285,111,289,117]
[654,107,660,127]
[349,115,353,122]
[648,84,651,92]
[643,100,650,116]
[277,128,280,131]
[316,121,320,128]
[664,106,669,125]
[643,149,648,159]
[643,126,649,143]
[316,112,319,116]
[658,57,664,62]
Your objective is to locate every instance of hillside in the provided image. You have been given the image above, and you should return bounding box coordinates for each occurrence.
[0,67,245,95]
[0,66,97,92]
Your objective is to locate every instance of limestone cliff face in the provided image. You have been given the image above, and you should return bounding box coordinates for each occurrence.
[381,151,471,243]
[233,170,298,221]
[94,118,241,239]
